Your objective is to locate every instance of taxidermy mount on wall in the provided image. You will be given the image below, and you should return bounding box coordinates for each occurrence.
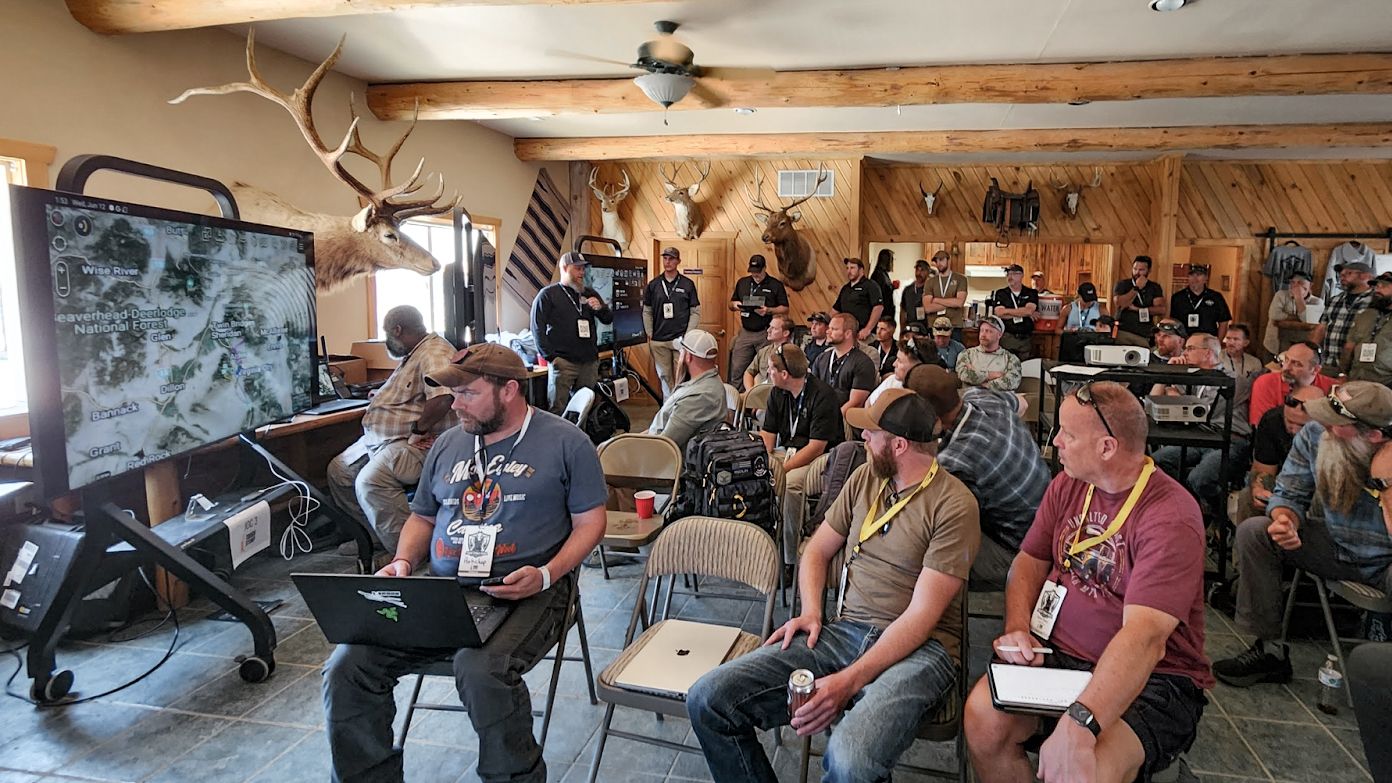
[589,167,631,251]
[749,164,826,291]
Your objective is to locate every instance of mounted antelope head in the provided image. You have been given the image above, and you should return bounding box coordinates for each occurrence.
[748,164,827,292]
[660,161,711,241]
[919,178,945,216]
[170,31,457,292]
[1051,167,1103,219]
[588,167,631,251]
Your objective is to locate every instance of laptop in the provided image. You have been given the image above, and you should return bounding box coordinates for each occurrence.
[291,573,511,648]
[302,360,370,416]
[613,619,741,699]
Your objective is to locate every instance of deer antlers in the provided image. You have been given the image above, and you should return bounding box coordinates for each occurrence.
[749,163,827,214]
[171,30,457,226]
[919,178,944,198]
[659,161,711,193]
[1051,166,1105,191]
[589,167,631,202]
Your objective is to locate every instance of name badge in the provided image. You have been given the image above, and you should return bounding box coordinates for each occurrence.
[455,524,500,578]
[1030,580,1067,640]
[1360,342,1378,363]
[1138,308,1150,323]
[663,302,674,320]
[1187,313,1200,328]
[1012,316,1024,324]
[577,319,591,339]
[915,307,924,321]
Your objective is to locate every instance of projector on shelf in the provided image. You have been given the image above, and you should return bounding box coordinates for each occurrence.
[1145,395,1210,424]
[1085,344,1150,367]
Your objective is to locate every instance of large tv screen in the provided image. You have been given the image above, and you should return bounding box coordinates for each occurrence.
[8,185,317,497]
[584,254,647,349]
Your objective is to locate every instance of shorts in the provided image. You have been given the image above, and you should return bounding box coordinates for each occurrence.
[1040,650,1207,781]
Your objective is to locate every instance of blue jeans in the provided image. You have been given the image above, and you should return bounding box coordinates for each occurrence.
[1153,437,1250,504]
[686,619,956,783]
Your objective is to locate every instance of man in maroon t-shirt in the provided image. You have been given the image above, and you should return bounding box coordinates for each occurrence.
[965,381,1212,783]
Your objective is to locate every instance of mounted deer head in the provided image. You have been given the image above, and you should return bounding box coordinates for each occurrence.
[919,178,945,216]
[1050,166,1103,219]
[170,31,457,292]
[748,164,827,291]
[660,161,711,241]
[588,167,631,251]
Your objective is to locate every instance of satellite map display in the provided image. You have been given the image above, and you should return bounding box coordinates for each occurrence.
[42,199,315,490]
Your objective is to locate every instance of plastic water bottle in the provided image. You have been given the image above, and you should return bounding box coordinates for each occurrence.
[1317,654,1343,715]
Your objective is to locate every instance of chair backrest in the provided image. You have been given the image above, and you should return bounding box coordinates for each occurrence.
[646,516,780,596]
[596,433,683,496]
[723,383,741,425]
[742,382,773,413]
[562,386,597,426]
[1018,374,1041,424]
[1020,357,1043,380]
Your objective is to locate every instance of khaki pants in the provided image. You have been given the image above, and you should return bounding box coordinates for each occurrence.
[326,437,425,552]
[730,329,769,390]
[547,356,599,415]
[771,451,829,565]
[649,338,680,398]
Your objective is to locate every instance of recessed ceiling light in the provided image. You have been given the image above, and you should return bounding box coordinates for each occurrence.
[525,116,544,122]
[1068,99,1091,106]
[734,107,756,115]
[1150,0,1186,11]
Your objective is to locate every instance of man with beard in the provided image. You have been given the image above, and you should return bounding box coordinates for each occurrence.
[530,251,613,413]
[833,257,884,344]
[965,382,1210,783]
[645,329,728,450]
[901,258,932,334]
[956,316,1021,391]
[1112,255,1168,347]
[1149,319,1187,364]
[1214,382,1392,687]
[1168,264,1231,337]
[923,250,968,341]
[323,343,607,783]
[811,312,880,415]
[1247,340,1336,425]
[1246,385,1324,515]
[328,305,457,558]
[1315,260,1373,365]
[1342,271,1392,385]
[742,314,795,391]
[688,389,979,782]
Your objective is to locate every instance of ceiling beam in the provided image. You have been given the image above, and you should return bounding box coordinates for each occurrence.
[65,0,652,34]
[512,123,1392,161]
[369,53,1392,120]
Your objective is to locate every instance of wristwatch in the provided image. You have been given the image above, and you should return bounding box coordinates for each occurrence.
[1065,701,1101,738]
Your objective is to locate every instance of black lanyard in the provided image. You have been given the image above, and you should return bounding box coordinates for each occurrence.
[660,275,680,302]
[785,387,807,447]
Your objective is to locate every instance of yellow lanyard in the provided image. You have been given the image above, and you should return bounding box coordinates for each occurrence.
[855,461,940,555]
[1064,458,1155,570]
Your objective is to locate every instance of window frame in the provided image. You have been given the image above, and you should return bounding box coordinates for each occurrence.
[0,138,57,437]
[366,214,501,340]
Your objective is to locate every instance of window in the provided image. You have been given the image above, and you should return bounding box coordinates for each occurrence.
[0,139,57,432]
[371,216,499,338]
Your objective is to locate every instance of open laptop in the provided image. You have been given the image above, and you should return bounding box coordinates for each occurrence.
[613,619,741,699]
[291,573,511,648]
[302,360,370,416]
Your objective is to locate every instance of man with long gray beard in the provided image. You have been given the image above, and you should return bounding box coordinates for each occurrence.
[1214,381,1392,687]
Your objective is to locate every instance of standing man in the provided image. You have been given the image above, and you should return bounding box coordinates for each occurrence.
[931,316,966,371]
[990,264,1039,360]
[924,250,967,341]
[530,251,613,414]
[871,317,898,377]
[642,246,700,398]
[742,314,795,391]
[871,248,898,326]
[833,257,884,344]
[1315,260,1373,365]
[801,311,833,365]
[965,382,1211,783]
[1169,264,1231,337]
[323,344,608,783]
[1265,270,1317,356]
[810,312,879,416]
[901,258,932,335]
[1342,271,1392,384]
[1113,255,1168,348]
[328,305,456,557]
[955,316,1022,392]
[728,254,789,389]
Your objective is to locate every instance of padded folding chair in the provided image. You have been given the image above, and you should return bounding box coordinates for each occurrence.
[561,386,597,428]
[594,433,683,579]
[1281,569,1392,707]
[723,382,741,426]
[585,516,780,783]
[739,382,774,431]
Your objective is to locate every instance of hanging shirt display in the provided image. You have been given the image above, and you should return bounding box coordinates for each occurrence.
[1262,243,1313,293]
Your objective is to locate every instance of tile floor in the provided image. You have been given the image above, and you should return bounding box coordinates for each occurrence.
[0,543,1376,783]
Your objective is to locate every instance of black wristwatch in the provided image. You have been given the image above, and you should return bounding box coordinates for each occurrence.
[1065,701,1101,738]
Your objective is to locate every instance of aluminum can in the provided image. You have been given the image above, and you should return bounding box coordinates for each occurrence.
[788,669,815,717]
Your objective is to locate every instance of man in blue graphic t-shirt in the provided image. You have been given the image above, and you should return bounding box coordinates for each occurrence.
[322,343,607,783]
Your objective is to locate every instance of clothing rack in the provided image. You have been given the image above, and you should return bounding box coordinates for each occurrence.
[1258,227,1392,257]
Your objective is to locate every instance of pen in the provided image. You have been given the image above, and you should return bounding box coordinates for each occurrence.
[996,645,1054,654]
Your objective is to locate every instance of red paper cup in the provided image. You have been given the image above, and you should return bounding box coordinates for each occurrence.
[634,490,656,520]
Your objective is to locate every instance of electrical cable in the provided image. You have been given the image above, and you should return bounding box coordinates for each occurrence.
[258,451,318,560]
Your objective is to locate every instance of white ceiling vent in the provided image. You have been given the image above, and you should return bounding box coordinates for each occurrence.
[777,169,835,199]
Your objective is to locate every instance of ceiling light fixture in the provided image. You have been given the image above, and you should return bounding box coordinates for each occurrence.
[1149,0,1187,11]
[734,107,756,115]
[634,72,695,125]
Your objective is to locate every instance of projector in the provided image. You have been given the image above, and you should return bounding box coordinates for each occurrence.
[1085,344,1150,367]
[1145,395,1210,424]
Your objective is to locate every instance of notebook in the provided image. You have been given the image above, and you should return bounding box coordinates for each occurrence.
[987,663,1093,716]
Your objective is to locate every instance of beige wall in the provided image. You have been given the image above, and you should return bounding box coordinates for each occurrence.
[0,0,563,350]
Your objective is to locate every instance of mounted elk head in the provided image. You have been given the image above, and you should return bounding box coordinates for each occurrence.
[170,31,457,292]
[919,178,944,216]
[749,164,827,291]
[1051,167,1103,219]
[588,167,631,251]
[660,161,711,241]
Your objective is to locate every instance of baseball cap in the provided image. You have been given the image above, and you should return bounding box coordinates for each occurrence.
[426,343,528,387]
[844,257,865,269]
[1288,270,1313,282]
[1077,282,1098,301]
[1154,320,1187,338]
[674,329,718,359]
[747,255,767,271]
[806,311,830,324]
[914,258,930,269]
[845,388,937,442]
[1031,271,1045,279]
[1305,382,1392,430]
[979,315,1006,334]
[903,364,959,419]
[559,251,589,268]
[1002,263,1024,273]
[931,316,953,335]
[1187,264,1209,275]
[1335,261,1373,274]
[660,246,681,259]
[1376,271,1392,285]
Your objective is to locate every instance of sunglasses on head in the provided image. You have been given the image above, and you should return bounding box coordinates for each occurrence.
[1075,382,1115,439]
[771,342,788,372]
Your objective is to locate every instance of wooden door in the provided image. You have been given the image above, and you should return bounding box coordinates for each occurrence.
[652,235,734,380]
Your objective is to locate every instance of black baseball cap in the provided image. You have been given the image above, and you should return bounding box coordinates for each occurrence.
[1077,282,1098,301]
[1289,270,1313,282]
[845,388,937,443]
[1187,264,1209,275]
[1002,263,1024,273]
[748,255,767,271]
[914,258,930,269]
[806,311,830,324]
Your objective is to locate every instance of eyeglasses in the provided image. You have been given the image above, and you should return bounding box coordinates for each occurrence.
[1283,394,1305,409]
[1322,390,1374,428]
[771,342,788,372]
[1076,382,1115,439]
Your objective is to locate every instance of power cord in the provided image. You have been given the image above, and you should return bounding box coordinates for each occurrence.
[259,452,318,561]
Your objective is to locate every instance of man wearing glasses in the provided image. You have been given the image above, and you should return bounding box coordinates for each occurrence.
[1215,382,1392,688]
[966,381,1210,783]
[1247,341,1335,426]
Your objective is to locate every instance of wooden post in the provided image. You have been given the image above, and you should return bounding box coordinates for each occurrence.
[1149,154,1184,295]
[143,461,189,607]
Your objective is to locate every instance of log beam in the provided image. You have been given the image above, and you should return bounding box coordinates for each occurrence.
[369,53,1392,120]
[1149,153,1184,293]
[513,123,1392,161]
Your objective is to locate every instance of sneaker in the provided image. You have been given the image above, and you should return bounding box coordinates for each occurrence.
[1212,640,1293,687]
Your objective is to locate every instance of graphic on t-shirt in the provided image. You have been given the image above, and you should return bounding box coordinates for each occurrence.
[461,477,504,522]
[1056,511,1129,599]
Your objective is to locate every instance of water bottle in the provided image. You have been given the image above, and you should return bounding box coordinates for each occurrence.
[1317,654,1343,715]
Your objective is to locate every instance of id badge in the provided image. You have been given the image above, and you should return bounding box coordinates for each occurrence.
[577,319,591,339]
[1360,342,1378,363]
[1029,580,1067,640]
[1187,313,1200,328]
[1138,307,1150,324]
[915,306,924,321]
[1012,316,1024,324]
[663,302,674,320]
[456,524,500,578]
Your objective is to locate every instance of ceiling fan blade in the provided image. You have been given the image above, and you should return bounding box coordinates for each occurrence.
[544,48,635,69]
[688,80,724,108]
[697,65,778,81]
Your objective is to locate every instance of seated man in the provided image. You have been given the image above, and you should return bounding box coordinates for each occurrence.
[689,389,980,783]
[1214,382,1392,687]
[1247,385,1323,515]
[965,381,1211,783]
[1247,340,1335,425]
[743,314,795,391]
[1148,319,1186,364]
[871,316,898,377]
[322,344,607,783]
[762,344,844,566]
[1219,323,1264,380]
[810,312,879,417]
[327,305,456,557]
[931,316,966,371]
[909,364,1050,590]
[1151,333,1252,509]
[867,335,937,406]
[801,311,833,365]
[645,329,728,449]
[956,316,1021,391]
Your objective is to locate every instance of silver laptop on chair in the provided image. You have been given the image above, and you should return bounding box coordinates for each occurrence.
[613,619,741,699]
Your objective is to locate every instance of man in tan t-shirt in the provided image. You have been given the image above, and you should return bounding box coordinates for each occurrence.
[924,250,967,339]
[688,388,980,783]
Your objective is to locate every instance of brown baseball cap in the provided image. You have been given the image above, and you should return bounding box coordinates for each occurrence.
[661,246,681,259]
[903,364,960,419]
[1305,382,1392,430]
[426,343,528,387]
[845,388,937,442]
[931,316,953,335]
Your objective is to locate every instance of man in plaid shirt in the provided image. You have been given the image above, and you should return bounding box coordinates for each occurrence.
[1317,261,1373,365]
[906,363,1049,589]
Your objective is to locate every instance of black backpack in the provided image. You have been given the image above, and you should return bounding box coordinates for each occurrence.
[572,382,630,445]
[672,428,776,534]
